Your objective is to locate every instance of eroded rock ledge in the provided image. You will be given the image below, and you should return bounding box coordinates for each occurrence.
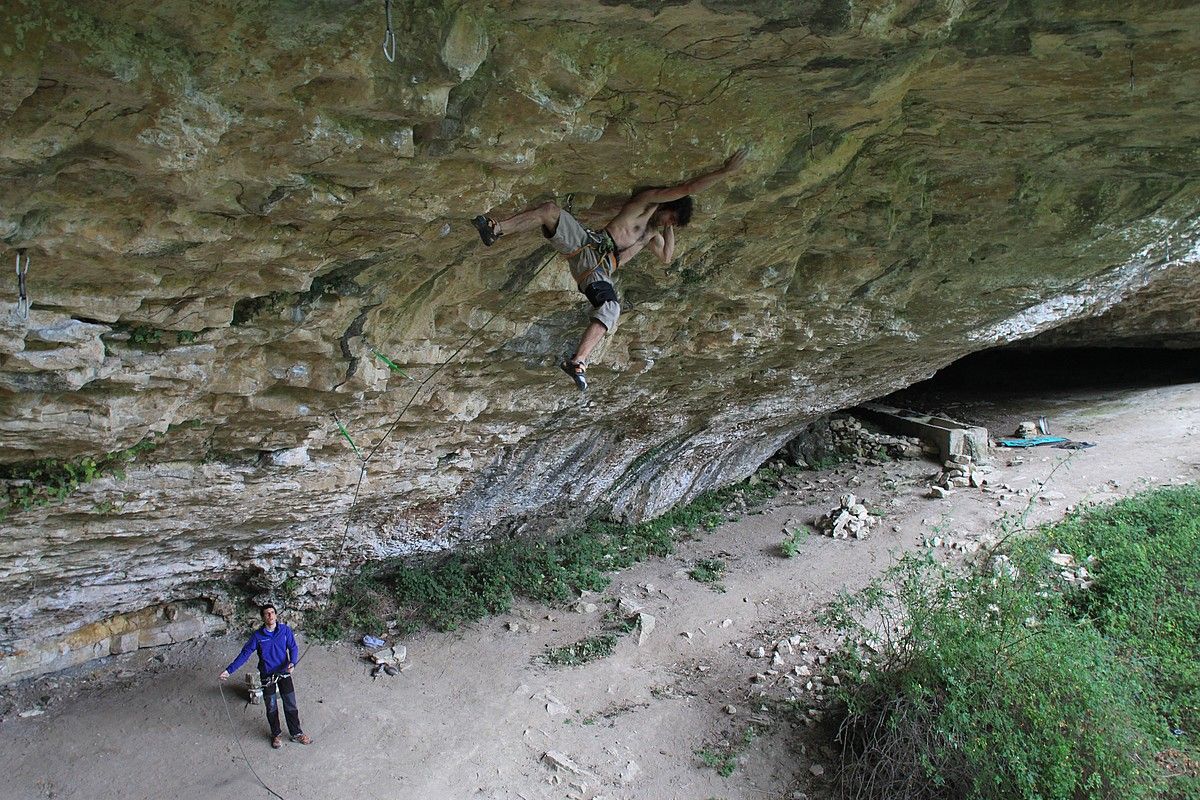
[1,1,1198,682]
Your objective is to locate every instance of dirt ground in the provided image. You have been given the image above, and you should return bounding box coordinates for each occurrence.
[3,381,1198,800]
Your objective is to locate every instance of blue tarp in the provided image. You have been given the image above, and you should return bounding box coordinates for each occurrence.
[997,436,1068,448]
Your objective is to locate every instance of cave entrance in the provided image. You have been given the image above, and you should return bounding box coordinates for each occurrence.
[772,344,1199,479]
[879,344,1200,438]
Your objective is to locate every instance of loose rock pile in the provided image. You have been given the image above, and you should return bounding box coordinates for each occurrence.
[776,414,930,469]
[1014,420,1041,438]
[928,453,994,497]
[1049,550,1095,589]
[366,643,408,678]
[814,493,877,539]
[923,533,998,554]
[739,633,837,728]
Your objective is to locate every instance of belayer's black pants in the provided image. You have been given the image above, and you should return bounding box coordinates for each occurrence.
[263,674,303,738]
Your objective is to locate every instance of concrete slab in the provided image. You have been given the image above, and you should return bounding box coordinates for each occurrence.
[855,403,990,465]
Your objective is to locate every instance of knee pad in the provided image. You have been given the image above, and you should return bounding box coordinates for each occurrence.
[582,280,618,308]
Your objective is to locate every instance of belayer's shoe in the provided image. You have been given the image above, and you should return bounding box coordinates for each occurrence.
[560,359,588,392]
[472,215,502,247]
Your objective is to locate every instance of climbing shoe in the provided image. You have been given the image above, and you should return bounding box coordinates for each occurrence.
[560,359,588,392]
[472,215,502,247]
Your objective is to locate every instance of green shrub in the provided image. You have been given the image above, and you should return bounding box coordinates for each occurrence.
[0,438,157,519]
[823,486,1200,800]
[781,526,809,558]
[825,552,1163,800]
[695,724,763,778]
[1016,486,1200,738]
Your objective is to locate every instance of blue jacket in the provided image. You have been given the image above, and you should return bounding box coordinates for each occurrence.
[226,623,299,678]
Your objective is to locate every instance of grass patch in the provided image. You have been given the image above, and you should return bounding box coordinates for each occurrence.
[545,633,618,666]
[1023,487,1200,737]
[695,724,764,778]
[688,558,727,591]
[823,485,1200,800]
[314,467,790,639]
[544,600,644,667]
[806,452,846,471]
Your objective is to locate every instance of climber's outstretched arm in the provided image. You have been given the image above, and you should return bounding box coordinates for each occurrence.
[630,147,748,207]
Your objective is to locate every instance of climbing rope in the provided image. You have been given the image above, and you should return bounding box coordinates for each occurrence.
[381,0,397,62]
[14,249,29,320]
[218,244,562,799]
[323,246,561,580]
[218,680,287,800]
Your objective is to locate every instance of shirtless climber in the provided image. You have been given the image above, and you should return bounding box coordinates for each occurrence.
[472,147,748,391]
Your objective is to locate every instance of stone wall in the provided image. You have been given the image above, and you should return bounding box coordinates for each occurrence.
[0,600,226,684]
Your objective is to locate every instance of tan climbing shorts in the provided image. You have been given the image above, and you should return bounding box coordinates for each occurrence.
[545,210,621,332]
[590,297,620,332]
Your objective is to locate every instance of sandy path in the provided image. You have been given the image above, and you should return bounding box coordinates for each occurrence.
[2,382,1198,800]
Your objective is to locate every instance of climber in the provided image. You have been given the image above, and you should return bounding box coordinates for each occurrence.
[220,604,314,749]
[472,147,748,391]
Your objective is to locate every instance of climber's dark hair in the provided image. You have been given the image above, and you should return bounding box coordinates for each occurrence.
[659,195,694,227]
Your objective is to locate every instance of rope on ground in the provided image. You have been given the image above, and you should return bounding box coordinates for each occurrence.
[219,680,287,800]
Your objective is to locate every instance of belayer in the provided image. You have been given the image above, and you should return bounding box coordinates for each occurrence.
[220,603,314,749]
[473,147,748,390]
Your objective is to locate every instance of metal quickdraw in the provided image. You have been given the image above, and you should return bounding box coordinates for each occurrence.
[15,249,30,319]
[331,412,364,460]
[382,0,397,62]
[364,339,411,379]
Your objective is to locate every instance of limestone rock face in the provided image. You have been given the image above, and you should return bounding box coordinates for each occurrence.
[1023,260,1200,349]
[1,1,1198,680]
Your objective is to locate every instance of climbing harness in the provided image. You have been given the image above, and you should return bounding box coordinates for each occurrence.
[381,0,397,62]
[14,249,29,319]
[564,229,620,290]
